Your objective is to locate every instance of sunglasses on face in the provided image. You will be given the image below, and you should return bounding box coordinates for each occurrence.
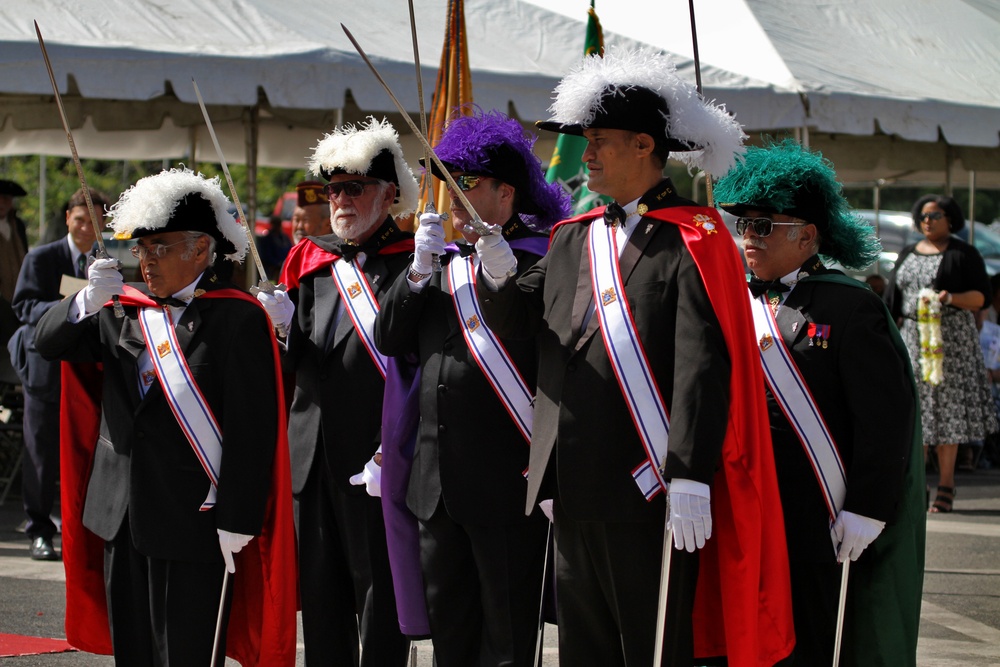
[130,239,189,259]
[322,180,380,199]
[735,217,807,237]
[920,211,945,221]
[449,174,489,192]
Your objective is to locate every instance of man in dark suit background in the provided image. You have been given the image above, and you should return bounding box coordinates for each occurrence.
[374,109,569,666]
[473,47,794,666]
[258,117,416,666]
[714,141,925,666]
[34,168,294,665]
[0,179,29,352]
[10,187,109,560]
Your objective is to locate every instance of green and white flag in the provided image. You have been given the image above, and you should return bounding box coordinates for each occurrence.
[544,0,610,215]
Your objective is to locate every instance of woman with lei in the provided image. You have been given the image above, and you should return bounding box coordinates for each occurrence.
[885,194,997,512]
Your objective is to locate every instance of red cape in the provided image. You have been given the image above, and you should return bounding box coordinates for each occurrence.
[559,207,795,666]
[61,286,299,666]
[280,236,415,289]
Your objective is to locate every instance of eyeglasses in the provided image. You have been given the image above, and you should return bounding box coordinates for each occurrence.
[735,217,807,237]
[920,211,944,221]
[322,180,380,199]
[130,239,189,259]
[449,174,489,192]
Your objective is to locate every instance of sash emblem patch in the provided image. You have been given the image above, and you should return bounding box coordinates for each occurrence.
[693,214,717,234]
[601,287,617,307]
[466,314,480,332]
[156,340,172,358]
[347,282,362,299]
[759,333,774,351]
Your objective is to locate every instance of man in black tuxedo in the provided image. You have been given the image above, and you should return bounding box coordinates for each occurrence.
[34,168,293,665]
[10,187,108,560]
[258,117,415,666]
[714,141,924,666]
[474,48,794,666]
[374,109,569,666]
[0,179,29,352]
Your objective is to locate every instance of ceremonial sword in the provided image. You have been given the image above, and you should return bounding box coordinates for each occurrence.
[191,79,289,337]
[34,21,125,318]
[341,24,494,238]
[832,559,850,666]
[406,0,444,272]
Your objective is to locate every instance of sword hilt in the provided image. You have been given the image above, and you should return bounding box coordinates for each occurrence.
[422,201,448,273]
[250,279,290,338]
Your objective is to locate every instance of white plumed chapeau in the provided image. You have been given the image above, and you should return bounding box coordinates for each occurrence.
[547,45,747,177]
[307,116,419,219]
[108,167,248,263]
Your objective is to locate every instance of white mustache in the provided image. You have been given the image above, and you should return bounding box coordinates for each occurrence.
[743,237,768,250]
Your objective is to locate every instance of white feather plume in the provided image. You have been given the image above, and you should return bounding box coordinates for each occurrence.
[547,45,747,177]
[108,166,247,262]
[307,116,419,219]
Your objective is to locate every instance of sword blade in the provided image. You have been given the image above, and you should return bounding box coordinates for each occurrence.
[35,21,124,318]
[832,559,850,667]
[340,23,494,237]
[653,511,673,666]
[191,78,271,285]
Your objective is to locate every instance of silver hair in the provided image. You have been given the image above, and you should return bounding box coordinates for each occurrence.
[180,231,216,263]
[786,225,821,254]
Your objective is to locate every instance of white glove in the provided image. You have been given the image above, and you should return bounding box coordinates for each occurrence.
[412,213,446,275]
[475,233,516,283]
[538,499,554,523]
[832,510,885,562]
[82,257,125,314]
[217,529,254,574]
[669,480,712,552]
[256,288,294,335]
[349,452,382,497]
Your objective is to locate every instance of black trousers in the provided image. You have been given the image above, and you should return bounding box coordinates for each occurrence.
[297,449,409,667]
[105,518,230,667]
[418,499,548,667]
[787,560,841,665]
[552,501,699,667]
[21,390,59,540]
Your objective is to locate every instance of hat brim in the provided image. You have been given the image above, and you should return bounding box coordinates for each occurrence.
[718,202,781,217]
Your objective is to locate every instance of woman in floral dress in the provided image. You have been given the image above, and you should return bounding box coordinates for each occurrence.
[885,194,996,512]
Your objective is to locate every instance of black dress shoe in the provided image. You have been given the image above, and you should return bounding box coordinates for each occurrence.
[29,537,61,561]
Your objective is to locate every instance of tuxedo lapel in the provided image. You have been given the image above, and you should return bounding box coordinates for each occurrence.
[116,314,148,409]
[776,286,810,348]
[313,272,339,351]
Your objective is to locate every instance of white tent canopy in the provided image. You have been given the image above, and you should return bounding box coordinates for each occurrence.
[0,0,795,169]
[1,0,998,190]
[529,0,1000,188]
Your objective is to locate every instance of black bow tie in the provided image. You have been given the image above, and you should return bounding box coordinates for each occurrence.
[458,243,476,258]
[604,202,627,228]
[151,295,189,308]
[337,242,364,262]
[748,277,791,299]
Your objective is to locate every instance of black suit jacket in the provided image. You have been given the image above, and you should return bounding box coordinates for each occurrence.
[283,226,413,494]
[477,188,731,521]
[375,234,544,524]
[34,276,277,563]
[767,269,914,562]
[11,238,80,400]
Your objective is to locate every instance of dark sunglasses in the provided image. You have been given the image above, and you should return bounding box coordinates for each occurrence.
[322,180,380,198]
[735,216,807,237]
[919,211,944,221]
[449,174,489,192]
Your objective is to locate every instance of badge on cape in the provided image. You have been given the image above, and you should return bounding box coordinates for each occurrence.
[693,213,717,234]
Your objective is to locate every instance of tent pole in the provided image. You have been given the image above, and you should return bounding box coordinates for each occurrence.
[969,170,976,244]
[38,156,47,241]
[944,144,953,196]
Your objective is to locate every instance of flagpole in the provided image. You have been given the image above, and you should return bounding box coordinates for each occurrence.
[687,0,714,207]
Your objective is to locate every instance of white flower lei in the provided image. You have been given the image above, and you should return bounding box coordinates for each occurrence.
[917,287,944,385]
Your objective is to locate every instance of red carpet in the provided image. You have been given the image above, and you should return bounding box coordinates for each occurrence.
[0,633,76,657]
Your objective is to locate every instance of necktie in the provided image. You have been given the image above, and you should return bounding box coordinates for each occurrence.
[604,202,627,228]
[76,254,87,278]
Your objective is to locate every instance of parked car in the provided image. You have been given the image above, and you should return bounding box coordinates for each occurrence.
[252,191,297,239]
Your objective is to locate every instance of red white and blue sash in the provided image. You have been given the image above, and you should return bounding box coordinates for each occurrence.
[448,254,533,443]
[749,290,846,540]
[331,257,388,379]
[137,306,221,510]
[588,221,669,499]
